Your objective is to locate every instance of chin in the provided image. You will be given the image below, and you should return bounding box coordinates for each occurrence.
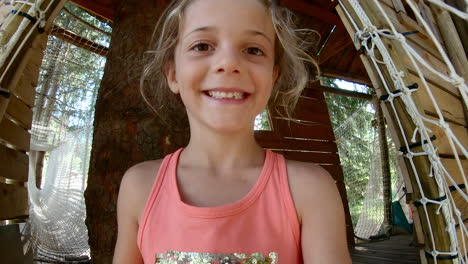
[208,120,253,134]
[212,125,252,134]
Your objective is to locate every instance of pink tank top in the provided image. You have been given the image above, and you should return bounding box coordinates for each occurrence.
[137,148,302,263]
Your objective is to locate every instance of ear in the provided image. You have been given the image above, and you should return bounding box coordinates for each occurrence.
[164,61,180,94]
[273,65,280,84]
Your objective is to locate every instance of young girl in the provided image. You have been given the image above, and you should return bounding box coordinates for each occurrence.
[113,0,352,263]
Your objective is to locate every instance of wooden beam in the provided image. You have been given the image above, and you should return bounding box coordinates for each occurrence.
[430,3,468,85]
[255,131,338,152]
[281,0,341,25]
[271,118,335,141]
[391,0,407,14]
[0,184,28,220]
[70,0,114,21]
[0,117,30,152]
[5,95,32,130]
[0,144,28,182]
[321,85,374,101]
[281,150,340,164]
[50,25,109,57]
[321,68,372,86]
[62,6,111,37]
[446,0,468,55]
[318,26,354,64]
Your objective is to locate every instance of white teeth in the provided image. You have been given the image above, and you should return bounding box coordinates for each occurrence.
[208,91,245,99]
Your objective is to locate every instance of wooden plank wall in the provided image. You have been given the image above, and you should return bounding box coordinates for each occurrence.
[378,1,468,259]
[338,0,467,262]
[255,82,355,245]
[0,33,47,223]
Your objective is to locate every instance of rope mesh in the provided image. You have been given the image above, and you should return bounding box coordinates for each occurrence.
[326,85,411,241]
[338,0,467,262]
[24,2,110,262]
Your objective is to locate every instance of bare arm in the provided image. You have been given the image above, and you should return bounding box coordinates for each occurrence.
[113,167,145,264]
[288,161,352,264]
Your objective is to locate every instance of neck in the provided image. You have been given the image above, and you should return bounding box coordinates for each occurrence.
[181,125,265,171]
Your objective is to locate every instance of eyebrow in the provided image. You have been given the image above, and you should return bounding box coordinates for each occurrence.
[184,26,273,44]
[184,26,214,39]
[246,29,273,44]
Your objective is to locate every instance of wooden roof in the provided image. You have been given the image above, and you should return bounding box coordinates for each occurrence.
[70,0,371,85]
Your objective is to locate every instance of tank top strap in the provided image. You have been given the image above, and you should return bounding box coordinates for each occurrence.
[137,149,183,248]
[273,152,301,249]
[137,149,303,263]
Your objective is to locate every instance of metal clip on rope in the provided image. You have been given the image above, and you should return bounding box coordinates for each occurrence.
[413,195,447,207]
[380,83,419,102]
[424,251,458,261]
[10,9,45,33]
[0,87,11,98]
[399,135,437,154]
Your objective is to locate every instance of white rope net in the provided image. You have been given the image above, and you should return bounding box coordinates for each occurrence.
[21,2,110,262]
[329,94,411,240]
[335,103,384,239]
[338,0,467,263]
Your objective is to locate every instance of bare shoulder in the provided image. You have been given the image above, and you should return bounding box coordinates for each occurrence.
[284,159,340,222]
[285,159,352,263]
[122,159,164,188]
[113,159,164,264]
[118,159,164,223]
[285,159,336,186]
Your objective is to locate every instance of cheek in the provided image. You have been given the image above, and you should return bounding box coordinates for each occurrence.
[176,68,206,104]
[177,60,206,86]
[257,66,276,89]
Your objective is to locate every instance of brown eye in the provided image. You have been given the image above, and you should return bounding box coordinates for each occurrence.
[192,43,212,52]
[246,47,264,56]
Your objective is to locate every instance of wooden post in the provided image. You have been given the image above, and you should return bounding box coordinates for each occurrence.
[376,98,392,234]
[321,85,374,101]
[444,0,468,54]
[429,2,468,81]
[429,3,468,127]
[417,1,443,44]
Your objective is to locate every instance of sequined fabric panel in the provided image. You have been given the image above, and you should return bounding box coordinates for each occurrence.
[155,251,278,264]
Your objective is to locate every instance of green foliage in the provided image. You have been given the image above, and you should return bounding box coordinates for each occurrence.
[54,2,111,46]
[254,109,272,131]
[34,3,112,182]
[36,3,111,131]
[323,77,377,226]
[323,77,370,128]
[324,77,402,230]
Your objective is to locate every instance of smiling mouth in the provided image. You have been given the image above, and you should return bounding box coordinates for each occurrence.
[203,91,250,100]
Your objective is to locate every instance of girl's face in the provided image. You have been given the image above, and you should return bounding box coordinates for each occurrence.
[165,0,279,134]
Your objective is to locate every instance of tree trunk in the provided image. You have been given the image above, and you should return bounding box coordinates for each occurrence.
[84,0,189,263]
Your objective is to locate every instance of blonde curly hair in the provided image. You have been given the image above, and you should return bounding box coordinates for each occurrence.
[140,0,320,123]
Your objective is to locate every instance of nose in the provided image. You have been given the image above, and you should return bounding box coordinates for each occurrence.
[214,45,241,74]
